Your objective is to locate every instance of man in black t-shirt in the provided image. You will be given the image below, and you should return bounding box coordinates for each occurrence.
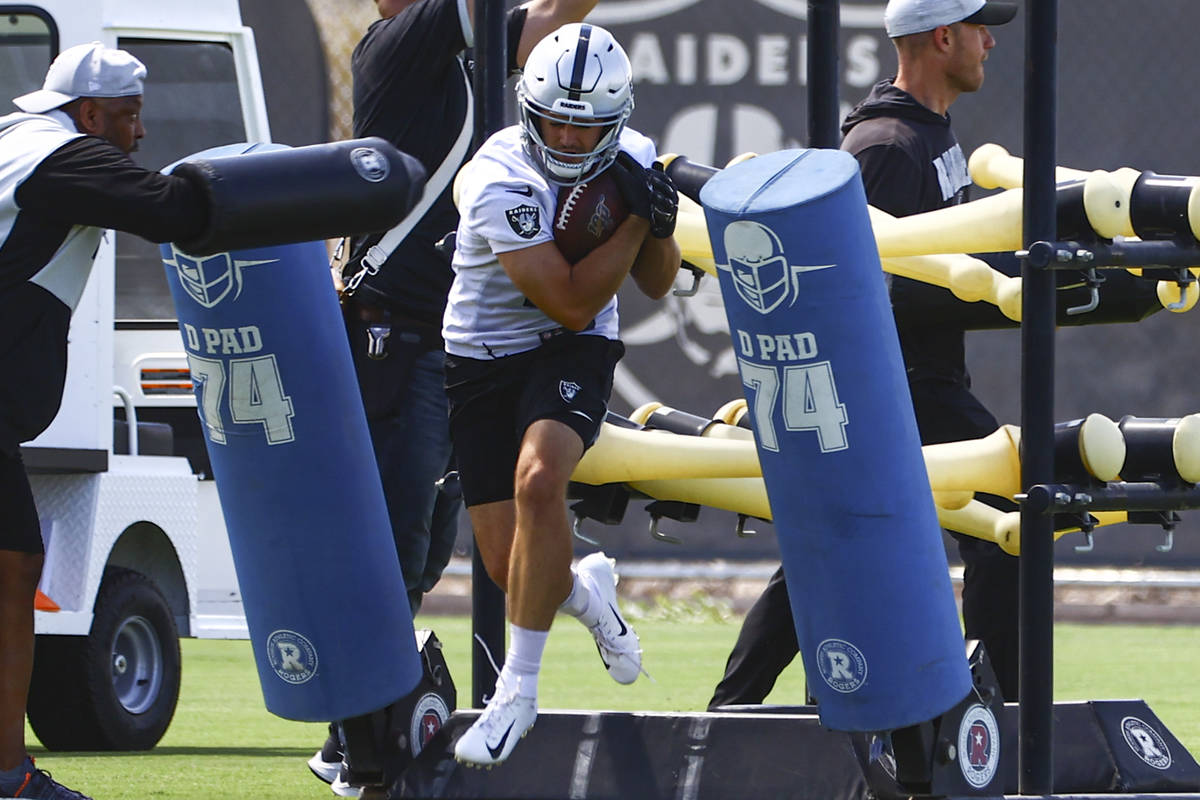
[310,0,600,790]
[337,0,600,614]
[0,42,208,800]
[709,0,1021,710]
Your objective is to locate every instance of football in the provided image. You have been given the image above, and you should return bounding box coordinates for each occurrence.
[553,170,630,264]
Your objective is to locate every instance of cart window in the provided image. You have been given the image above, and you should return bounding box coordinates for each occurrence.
[0,8,57,105]
[115,38,246,323]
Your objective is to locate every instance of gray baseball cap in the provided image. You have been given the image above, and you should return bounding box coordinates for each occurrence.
[885,0,1017,38]
[13,41,146,114]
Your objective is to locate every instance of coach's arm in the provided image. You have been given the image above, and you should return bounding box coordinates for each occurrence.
[510,0,600,66]
[458,0,600,70]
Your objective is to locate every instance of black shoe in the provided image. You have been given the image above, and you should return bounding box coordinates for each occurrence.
[307,722,343,784]
[0,758,93,800]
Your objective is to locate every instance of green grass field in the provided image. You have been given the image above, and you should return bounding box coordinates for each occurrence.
[23,618,1200,800]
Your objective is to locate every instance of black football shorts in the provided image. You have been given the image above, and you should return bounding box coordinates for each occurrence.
[0,448,43,553]
[445,334,624,507]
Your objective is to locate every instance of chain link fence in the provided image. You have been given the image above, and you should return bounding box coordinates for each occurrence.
[304,0,379,142]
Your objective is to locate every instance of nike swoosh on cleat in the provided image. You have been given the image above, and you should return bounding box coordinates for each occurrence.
[596,642,612,668]
[487,721,515,760]
[608,603,628,636]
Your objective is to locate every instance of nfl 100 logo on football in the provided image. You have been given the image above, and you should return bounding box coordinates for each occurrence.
[163,245,276,308]
[957,703,1000,788]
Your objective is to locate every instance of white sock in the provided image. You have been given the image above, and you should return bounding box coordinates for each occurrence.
[500,624,548,698]
[561,571,606,628]
[559,572,592,618]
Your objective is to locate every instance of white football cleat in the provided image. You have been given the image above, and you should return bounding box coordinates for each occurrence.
[453,679,537,767]
[576,552,643,684]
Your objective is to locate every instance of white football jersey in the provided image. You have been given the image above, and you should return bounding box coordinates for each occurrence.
[443,124,657,359]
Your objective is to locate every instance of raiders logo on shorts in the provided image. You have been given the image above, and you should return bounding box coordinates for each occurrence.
[560,380,581,402]
[506,204,541,239]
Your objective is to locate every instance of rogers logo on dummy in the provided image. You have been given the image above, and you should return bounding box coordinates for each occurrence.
[957,704,1000,788]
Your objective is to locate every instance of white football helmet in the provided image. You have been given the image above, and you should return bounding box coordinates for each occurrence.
[517,23,634,186]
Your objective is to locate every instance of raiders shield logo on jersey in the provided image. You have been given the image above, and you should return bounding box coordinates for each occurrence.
[506,204,541,239]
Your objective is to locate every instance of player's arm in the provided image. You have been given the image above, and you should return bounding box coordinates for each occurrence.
[499,213,650,331]
[510,0,599,66]
[611,152,681,299]
[630,234,680,299]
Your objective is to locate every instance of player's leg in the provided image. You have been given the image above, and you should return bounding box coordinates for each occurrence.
[446,352,540,766]
[507,419,582,631]
[518,335,643,683]
[452,495,534,767]
[443,350,527,594]
[454,419,580,767]
[465,500,516,594]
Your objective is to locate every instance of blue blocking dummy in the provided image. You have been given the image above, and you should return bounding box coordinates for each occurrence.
[700,149,970,731]
[159,143,420,722]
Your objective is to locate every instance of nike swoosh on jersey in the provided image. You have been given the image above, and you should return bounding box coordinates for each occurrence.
[506,185,533,196]
[487,721,516,759]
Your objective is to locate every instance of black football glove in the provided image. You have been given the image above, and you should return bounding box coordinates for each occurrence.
[610,150,652,220]
[609,152,678,239]
[646,162,678,239]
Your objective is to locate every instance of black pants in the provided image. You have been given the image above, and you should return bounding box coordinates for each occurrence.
[0,284,70,553]
[708,564,796,709]
[708,378,1020,708]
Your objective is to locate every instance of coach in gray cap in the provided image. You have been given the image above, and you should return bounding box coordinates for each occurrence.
[0,42,208,800]
[12,41,149,153]
[885,0,1017,38]
[14,40,147,112]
